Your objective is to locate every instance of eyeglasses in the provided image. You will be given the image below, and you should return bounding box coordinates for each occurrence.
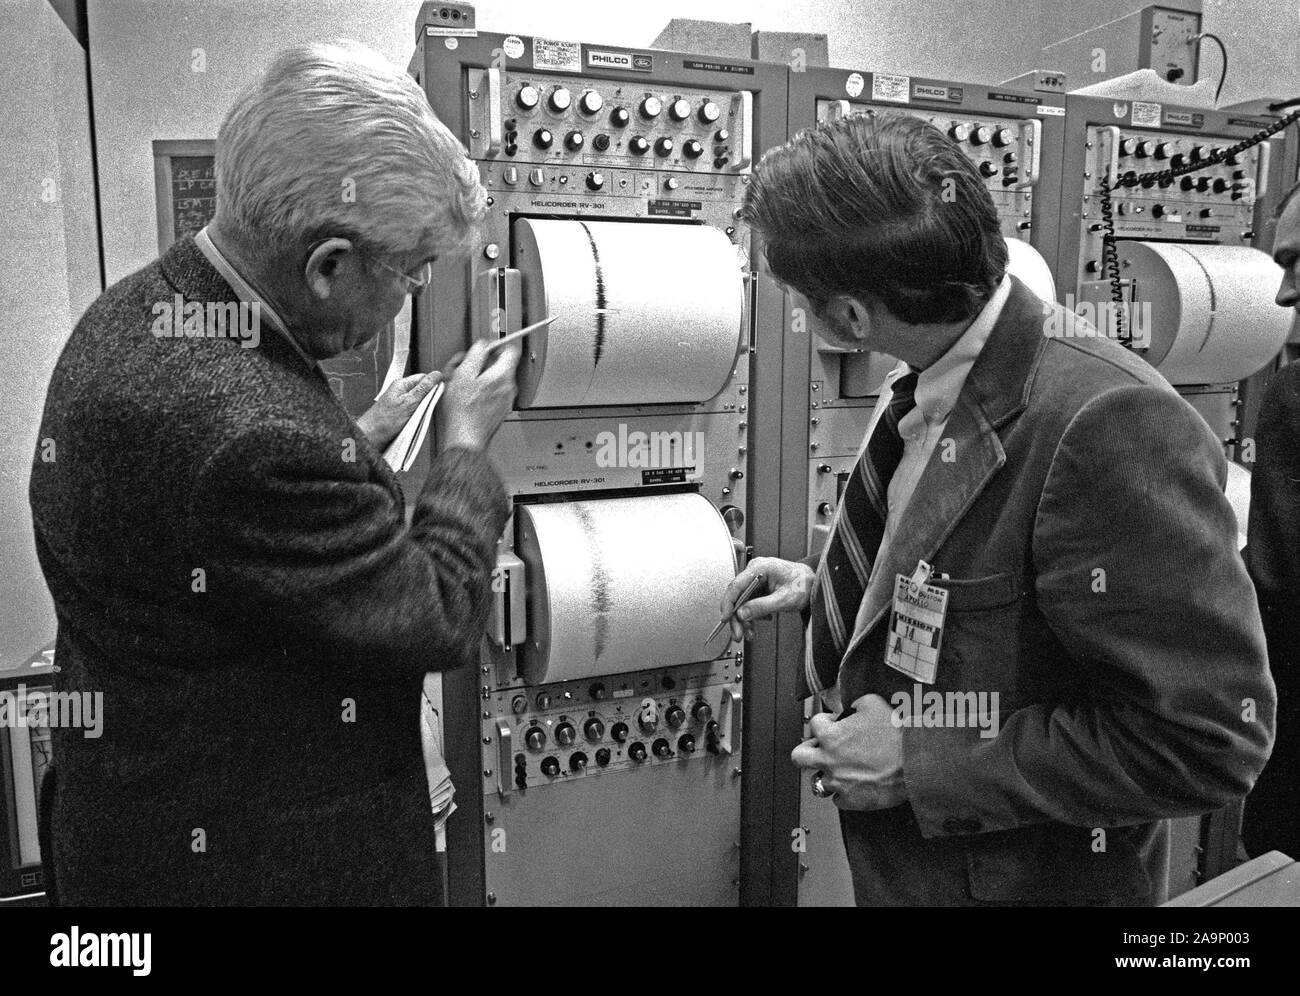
[305,239,433,293]
[371,256,433,293]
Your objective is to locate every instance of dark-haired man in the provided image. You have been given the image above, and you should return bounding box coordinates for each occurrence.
[721,112,1274,906]
[1243,179,1300,860]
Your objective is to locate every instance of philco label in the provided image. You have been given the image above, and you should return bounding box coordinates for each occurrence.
[587,48,653,72]
[912,82,963,103]
[1163,109,1206,128]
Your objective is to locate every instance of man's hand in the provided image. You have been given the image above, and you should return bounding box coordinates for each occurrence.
[791,694,906,811]
[717,556,816,641]
[357,370,444,451]
[440,338,522,452]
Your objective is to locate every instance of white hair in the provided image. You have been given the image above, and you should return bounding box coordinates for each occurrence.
[214,40,484,261]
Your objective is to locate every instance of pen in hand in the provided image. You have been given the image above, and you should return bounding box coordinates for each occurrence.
[705,571,766,645]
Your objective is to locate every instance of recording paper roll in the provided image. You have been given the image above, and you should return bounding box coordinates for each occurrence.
[513,219,744,407]
[1006,238,1057,304]
[515,493,737,684]
[1123,241,1289,384]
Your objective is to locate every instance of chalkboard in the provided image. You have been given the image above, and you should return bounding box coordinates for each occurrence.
[151,140,394,420]
[169,155,216,243]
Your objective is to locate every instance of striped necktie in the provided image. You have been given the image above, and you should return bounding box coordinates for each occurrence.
[801,370,919,698]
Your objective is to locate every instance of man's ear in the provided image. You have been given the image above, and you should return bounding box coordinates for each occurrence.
[304,237,354,301]
[823,294,872,345]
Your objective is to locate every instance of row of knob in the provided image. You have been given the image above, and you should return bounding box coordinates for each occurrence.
[1116,170,1249,196]
[521,129,712,158]
[531,731,720,780]
[517,676,684,714]
[948,123,1016,148]
[1117,139,1242,166]
[523,702,714,750]
[516,86,722,126]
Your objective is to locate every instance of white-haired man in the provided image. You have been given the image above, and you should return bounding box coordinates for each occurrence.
[29,41,517,905]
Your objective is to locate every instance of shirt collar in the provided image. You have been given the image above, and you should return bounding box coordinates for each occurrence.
[911,275,1012,425]
[194,227,319,371]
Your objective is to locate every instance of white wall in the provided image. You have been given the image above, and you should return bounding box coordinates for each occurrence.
[0,0,101,670]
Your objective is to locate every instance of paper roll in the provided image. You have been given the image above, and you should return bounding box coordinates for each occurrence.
[1006,238,1057,304]
[1122,241,1289,384]
[515,493,737,684]
[512,219,744,407]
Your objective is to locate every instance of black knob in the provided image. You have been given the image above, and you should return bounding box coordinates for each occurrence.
[1139,174,1156,189]
[683,138,704,159]
[1232,170,1246,180]
[578,90,603,115]
[677,734,696,754]
[585,171,604,190]
[569,752,588,773]
[993,127,1015,147]
[584,717,605,741]
[818,501,834,516]
[692,701,713,723]
[668,98,691,120]
[660,675,676,690]
[1196,177,1210,192]
[533,128,553,150]
[654,136,674,157]
[948,123,972,142]
[540,756,560,777]
[652,737,673,759]
[699,100,721,123]
[1120,138,1137,156]
[629,135,649,155]
[554,722,576,747]
[1170,153,1186,169]
[1135,140,1152,157]
[595,748,611,767]
[1213,178,1229,193]
[525,727,546,751]
[971,125,994,145]
[1191,145,1208,161]
[516,85,539,110]
[1181,177,1195,191]
[1154,142,1171,159]
[665,705,685,729]
[610,721,629,743]
[591,133,610,152]
[565,130,584,151]
[1003,152,1018,165]
[978,161,997,177]
[714,128,729,142]
[589,682,607,701]
[548,87,571,112]
[628,741,647,762]
[640,96,662,119]
[1151,204,1167,218]
[1085,259,1101,273]
[1158,176,1174,188]
[1200,208,1214,218]
[610,107,630,127]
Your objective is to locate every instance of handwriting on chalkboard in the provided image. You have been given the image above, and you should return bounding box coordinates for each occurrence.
[170,156,216,244]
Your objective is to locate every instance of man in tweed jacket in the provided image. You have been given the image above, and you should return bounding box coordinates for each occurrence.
[29,42,519,905]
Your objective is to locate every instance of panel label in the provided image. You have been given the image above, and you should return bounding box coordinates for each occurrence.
[1131,101,1162,127]
[647,199,702,217]
[682,58,754,75]
[845,72,865,97]
[532,36,582,73]
[872,72,910,103]
[1036,104,1066,116]
[988,90,1039,105]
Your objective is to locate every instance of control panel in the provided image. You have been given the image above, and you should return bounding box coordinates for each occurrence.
[1075,125,1266,289]
[468,69,753,173]
[490,659,741,794]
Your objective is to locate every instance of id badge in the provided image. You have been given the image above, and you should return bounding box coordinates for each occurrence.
[885,560,948,684]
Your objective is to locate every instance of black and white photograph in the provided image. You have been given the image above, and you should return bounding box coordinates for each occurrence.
[2,0,1299,970]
